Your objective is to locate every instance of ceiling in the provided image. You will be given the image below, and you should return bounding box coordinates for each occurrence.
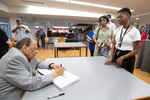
[0,0,150,26]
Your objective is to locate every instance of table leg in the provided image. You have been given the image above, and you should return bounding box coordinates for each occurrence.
[54,47,56,58]
[57,48,58,58]
[86,47,87,57]
[79,47,81,57]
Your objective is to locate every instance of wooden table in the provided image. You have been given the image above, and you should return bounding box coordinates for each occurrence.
[54,42,87,58]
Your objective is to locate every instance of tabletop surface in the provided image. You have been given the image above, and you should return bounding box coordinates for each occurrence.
[22,57,150,100]
[54,42,87,47]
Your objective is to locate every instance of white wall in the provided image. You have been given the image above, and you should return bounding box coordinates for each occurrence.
[0,1,9,12]
[28,21,35,37]
[9,16,19,38]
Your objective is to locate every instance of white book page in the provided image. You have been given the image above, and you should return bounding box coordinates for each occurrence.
[37,69,80,90]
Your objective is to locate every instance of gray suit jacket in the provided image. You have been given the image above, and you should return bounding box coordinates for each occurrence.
[0,48,53,100]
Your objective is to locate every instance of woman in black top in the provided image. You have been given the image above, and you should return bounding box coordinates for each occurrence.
[0,27,11,59]
[68,27,73,33]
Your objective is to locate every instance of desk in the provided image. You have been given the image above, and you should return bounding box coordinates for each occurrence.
[54,42,87,58]
[22,57,150,100]
[136,40,150,74]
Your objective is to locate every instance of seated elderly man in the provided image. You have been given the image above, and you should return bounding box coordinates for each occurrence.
[0,37,66,100]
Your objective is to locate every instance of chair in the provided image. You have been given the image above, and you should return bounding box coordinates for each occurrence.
[58,39,66,43]
[35,37,38,41]
[66,39,78,42]
[12,37,17,42]
[12,37,16,40]
[9,41,15,50]
[46,42,54,50]
[45,37,49,42]
[58,39,66,52]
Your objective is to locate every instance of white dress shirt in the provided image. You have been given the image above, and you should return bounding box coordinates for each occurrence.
[12,24,30,40]
[107,22,116,32]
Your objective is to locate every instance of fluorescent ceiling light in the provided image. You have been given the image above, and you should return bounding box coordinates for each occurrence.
[28,6,104,18]
[94,4,121,10]
[54,0,69,3]
[53,0,133,11]
[70,1,93,6]
[136,18,139,20]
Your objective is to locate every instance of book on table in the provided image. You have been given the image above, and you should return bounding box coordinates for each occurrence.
[37,69,80,91]
[97,42,111,58]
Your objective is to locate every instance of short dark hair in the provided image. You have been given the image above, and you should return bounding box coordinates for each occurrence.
[92,22,99,29]
[15,37,32,50]
[107,14,111,18]
[141,26,145,30]
[99,15,109,23]
[117,7,131,18]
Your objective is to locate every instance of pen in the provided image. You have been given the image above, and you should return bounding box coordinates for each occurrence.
[60,64,62,67]
[47,93,65,99]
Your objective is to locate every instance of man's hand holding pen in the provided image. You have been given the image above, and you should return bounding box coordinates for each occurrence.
[50,64,66,79]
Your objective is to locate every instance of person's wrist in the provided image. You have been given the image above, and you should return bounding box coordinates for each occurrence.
[120,56,125,60]
[49,63,54,69]
[51,71,59,79]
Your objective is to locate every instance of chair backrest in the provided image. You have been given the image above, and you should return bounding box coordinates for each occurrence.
[45,37,49,42]
[35,37,38,41]
[9,40,15,50]
[130,96,150,100]
[58,39,66,43]
[12,37,16,40]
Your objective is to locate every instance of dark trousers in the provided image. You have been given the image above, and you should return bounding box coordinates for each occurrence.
[114,49,135,74]
[41,35,45,48]
[90,50,94,56]
[0,49,8,59]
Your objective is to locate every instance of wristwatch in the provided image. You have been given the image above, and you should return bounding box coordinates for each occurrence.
[49,63,54,69]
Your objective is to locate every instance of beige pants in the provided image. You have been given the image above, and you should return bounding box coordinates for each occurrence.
[94,44,102,56]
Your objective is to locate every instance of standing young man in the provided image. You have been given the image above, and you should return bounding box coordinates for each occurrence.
[107,14,116,32]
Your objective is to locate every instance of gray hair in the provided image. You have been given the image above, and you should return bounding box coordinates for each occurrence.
[16,18,21,22]
[15,37,32,50]
[92,22,99,30]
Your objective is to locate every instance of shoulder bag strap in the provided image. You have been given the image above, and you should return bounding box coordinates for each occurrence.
[96,26,101,40]
[109,28,112,41]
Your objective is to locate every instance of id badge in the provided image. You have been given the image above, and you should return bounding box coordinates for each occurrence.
[116,50,120,56]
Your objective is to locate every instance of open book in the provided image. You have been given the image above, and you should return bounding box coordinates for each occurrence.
[97,42,111,58]
[37,69,80,91]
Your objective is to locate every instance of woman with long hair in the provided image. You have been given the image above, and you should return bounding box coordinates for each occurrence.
[87,22,99,56]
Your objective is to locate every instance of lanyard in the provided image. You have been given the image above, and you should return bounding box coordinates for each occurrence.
[119,24,130,47]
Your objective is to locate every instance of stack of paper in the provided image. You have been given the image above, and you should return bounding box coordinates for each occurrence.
[37,69,80,91]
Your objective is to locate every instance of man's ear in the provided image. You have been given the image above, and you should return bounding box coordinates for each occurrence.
[22,45,28,52]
